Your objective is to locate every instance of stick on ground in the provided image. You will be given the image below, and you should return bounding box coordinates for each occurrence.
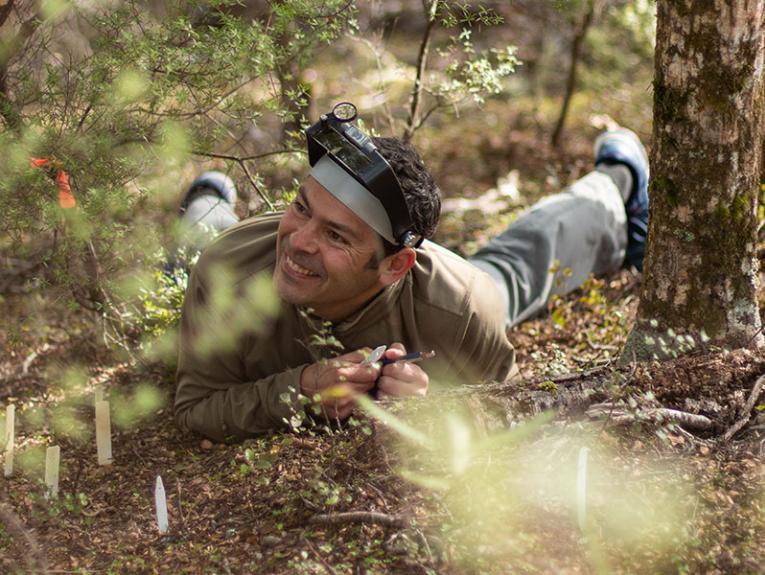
[720,373,765,443]
[309,511,407,528]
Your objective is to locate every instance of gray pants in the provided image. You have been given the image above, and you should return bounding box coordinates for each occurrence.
[469,171,627,328]
[179,195,239,253]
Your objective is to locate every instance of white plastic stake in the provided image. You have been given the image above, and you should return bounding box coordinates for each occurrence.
[155,475,168,534]
[577,446,590,531]
[95,400,112,465]
[45,446,60,500]
[94,387,104,405]
[4,405,15,478]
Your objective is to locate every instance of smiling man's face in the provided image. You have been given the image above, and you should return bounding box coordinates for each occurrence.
[273,177,391,321]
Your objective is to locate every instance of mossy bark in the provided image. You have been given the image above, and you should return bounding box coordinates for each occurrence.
[623,0,765,361]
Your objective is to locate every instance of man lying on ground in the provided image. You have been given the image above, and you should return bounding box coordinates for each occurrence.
[174,102,649,442]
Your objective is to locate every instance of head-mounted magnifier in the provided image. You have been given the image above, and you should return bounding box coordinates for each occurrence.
[306,102,422,248]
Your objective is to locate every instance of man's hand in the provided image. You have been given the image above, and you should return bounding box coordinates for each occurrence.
[377,342,429,399]
[300,348,380,420]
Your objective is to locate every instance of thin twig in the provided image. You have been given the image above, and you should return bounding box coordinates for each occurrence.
[550,365,610,386]
[744,323,765,347]
[191,150,276,211]
[720,373,765,442]
[351,35,396,133]
[674,425,716,448]
[585,336,619,352]
[309,511,407,528]
[239,159,274,211]
[303,536,339,575]
[412,526,434,561]
[176,478,186,533]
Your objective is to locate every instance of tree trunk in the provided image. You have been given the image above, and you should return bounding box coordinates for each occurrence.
[623,0,765,361]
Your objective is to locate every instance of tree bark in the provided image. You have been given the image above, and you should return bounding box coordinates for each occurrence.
[623,0,765,360]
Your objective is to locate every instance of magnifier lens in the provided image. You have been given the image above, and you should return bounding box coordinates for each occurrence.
[332,102,357,122]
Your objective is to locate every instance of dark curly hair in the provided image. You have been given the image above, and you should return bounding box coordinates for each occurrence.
[372,137,441,254]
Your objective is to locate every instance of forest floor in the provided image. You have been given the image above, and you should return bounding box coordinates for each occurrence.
[3,269,765,575]
[3,114,765,574]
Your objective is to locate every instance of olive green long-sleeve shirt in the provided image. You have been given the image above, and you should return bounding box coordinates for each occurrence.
[175,213,515,441]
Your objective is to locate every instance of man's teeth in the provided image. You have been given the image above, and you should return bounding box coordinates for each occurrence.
[286,255,317,276]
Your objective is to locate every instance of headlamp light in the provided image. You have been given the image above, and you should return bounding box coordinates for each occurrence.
[306,102,422,248]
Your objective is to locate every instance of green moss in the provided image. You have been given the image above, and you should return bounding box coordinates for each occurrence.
[653,175,680,207]
[700,65,755,112]
[653,80,688,127]
[731,193,752,223]
[709,192,755,229]
[673,228,695,242]
[713,204,729,225]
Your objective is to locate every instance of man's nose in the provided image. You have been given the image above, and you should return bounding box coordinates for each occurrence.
[290,220,319,253]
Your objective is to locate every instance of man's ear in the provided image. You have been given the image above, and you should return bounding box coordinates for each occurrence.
[379,246,416,286]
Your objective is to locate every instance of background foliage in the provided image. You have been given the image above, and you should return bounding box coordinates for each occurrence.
[11,3,765,575]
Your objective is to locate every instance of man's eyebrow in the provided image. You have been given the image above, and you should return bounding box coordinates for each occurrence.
[297,188,310,207]
[297,187,362,241]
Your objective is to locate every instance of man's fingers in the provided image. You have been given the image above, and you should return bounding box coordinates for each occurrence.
[383,342,407,362]
[336,363,380,383]
[377,376,427,398]
[382,361,410,378]
[382,360,426,383]
[338,347,374,364]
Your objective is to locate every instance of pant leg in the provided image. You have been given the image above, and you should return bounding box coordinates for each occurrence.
[166,195,240,276]
[179,195,240,253]
[468,171,627,328]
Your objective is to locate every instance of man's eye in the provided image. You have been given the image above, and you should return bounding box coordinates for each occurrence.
[328,230,347,244]
[293,201,307,215]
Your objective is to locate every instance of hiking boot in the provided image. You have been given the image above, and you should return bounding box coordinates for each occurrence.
[168,171,240,275]
[179,171,238,213]
[594,128,650,270]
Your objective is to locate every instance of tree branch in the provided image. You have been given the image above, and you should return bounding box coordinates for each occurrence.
[551,0,598,148]
[403,0,439,142]
[239,159,274,211]
[191,149,301,162]
[0,0,16,28]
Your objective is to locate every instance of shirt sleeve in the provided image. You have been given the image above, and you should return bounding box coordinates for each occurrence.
[174,263,304,442]
[453,271,516,382]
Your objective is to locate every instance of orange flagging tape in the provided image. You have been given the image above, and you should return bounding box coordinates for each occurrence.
[30,158,76,209]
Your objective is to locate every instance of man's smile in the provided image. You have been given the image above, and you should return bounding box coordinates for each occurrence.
[283,253,321,278]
